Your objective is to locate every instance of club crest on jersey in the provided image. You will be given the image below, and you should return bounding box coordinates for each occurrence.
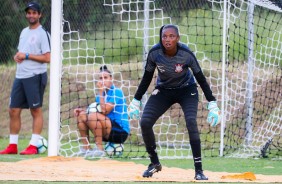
[175,64,184,73]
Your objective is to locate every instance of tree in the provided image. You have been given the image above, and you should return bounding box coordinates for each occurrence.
[0,0,51,64]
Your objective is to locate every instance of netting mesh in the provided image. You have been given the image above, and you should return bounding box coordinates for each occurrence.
[58,0,281,159]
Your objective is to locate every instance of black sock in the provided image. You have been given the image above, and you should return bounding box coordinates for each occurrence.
[190,140,202,171]
[142,128,160,165]
[146,145,160,164]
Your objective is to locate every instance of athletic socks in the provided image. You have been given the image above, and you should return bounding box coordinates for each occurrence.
[146,145,160,164]
[10,134,19,145]
[190,140,203,171]
[194,157,203,171]
[10,134,41,147]
[29,134,41,146]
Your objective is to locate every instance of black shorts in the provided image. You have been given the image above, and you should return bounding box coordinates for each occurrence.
[10,73,47,109]
[141,84,199,126]
[103,120,129,144]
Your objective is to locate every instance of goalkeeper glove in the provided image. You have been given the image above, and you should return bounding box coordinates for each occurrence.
[207,101,221,127]
[128,98,141,120]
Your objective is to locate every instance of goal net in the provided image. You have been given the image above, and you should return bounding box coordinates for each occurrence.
[56,0,282,159]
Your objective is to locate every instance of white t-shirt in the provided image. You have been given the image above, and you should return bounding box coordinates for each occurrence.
[16,25,51,79]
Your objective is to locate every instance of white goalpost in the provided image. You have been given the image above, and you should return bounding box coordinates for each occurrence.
[48,0,62,156]
[48,0,282,159]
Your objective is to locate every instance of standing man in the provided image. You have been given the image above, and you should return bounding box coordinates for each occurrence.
[0,2,50,155]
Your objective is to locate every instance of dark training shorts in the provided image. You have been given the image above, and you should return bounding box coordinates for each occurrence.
[10,72,47,109]
[103,120,129,144]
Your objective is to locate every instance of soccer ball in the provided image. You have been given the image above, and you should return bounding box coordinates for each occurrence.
[105,142,124,157]
[86,102,102,113]
[37,137,48,154]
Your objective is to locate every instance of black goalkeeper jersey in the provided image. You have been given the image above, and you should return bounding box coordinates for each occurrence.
[134,42,216,102]
[145,42,199,89]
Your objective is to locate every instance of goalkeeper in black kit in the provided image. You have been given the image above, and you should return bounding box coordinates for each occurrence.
[128,24,221,180]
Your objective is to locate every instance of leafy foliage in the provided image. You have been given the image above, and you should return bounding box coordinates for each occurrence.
[0,0,51,64]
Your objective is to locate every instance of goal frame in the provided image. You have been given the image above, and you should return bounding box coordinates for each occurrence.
[48,0,62,156]
[48,0,281,158]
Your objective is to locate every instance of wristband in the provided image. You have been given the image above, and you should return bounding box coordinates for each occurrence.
[25,53,29,60]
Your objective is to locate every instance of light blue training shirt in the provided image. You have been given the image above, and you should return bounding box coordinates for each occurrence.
[95,85,130,133]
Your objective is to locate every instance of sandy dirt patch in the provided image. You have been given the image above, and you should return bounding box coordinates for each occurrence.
[0,156,281,182]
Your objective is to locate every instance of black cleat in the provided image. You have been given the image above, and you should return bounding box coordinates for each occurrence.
[195,170,208,180]
[142,163,162,177]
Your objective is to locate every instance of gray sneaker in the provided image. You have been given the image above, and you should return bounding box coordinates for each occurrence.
[86,149,105,158]
[76,147,95,156]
